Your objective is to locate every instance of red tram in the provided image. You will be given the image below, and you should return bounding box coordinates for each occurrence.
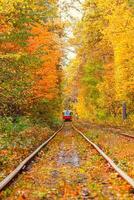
[63,110,73,121]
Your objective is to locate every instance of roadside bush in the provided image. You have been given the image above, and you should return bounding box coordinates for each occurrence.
[0,116,32,134]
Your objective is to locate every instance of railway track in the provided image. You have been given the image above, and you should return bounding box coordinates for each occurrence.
[118,132,134,139]
[72,124,134,189]
[0,125,64,191]
[100,129,134,140]
[0,122,134,195]
[75,121,134,140]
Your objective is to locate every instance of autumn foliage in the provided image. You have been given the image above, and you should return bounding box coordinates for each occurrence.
[28,23,62,100]
[66,0,134,126]
[0,0,63,124]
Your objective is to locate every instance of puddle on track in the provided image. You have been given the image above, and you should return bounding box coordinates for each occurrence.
[57,125,80,167]
[58,143,79,167]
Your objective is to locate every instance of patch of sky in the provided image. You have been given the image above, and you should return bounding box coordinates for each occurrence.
[58,0,83,66]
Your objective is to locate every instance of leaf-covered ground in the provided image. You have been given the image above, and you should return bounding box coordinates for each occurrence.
[0,126,53,182]
[1,122,133,199]
[74,121,134,179]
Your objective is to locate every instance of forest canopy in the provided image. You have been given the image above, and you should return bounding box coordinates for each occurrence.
[66,0,134,126]
[0,0,63,127]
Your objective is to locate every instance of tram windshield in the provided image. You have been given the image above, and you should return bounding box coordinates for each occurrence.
[63,110,72,116]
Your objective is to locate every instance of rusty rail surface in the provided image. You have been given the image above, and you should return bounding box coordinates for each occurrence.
[72,124,134,189]
[0,124,64,191]
[76,121,134,140]
[118,132,134,139]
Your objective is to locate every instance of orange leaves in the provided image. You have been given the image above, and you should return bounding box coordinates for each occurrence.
[28,23,61,101]
[62,181,81,199]
[0,0,62,117]
[28,23,53,53]
[0,15,11,34]
[0,149,8,156]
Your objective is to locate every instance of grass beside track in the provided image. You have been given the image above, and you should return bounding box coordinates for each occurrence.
[74,121,134,179]
[0,126,53,182]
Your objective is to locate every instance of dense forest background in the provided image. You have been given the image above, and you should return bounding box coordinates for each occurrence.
[0,0,134,131]
[65,0,134,127]
[0,0,134,188]
[0,0,63,132]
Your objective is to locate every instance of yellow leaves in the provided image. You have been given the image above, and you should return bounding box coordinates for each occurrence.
[67,0,134,122]
[113,35,134,101]
[104,3,134,100]
[0,0,37,15]
[0,52,25,60]
[0,0,25,14]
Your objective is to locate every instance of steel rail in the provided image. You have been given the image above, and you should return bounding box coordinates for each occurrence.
[72,124,134,189]
[77,122,134,140]
[117,132,134,139]
[0,124,64,191]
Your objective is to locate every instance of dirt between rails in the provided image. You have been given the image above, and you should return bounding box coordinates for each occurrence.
[1,122,134,200]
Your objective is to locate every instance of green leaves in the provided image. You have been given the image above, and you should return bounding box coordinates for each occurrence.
[81,61,103,108]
